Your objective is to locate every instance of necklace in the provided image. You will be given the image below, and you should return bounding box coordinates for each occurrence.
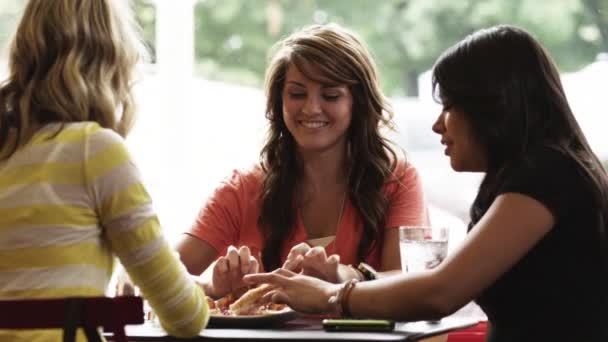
[300,189,347,239]
[335,190,347,231]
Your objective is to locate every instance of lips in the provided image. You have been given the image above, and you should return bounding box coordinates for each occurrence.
[299,120,328,129]
[440,139,452,155]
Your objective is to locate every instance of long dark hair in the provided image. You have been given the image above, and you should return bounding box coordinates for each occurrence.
[258,24,400,271]
[432,25,608,247]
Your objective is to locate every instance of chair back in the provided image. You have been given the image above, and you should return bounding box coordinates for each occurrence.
[0,296,144,342]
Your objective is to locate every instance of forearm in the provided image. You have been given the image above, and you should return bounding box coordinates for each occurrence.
[347,271,450,321]
[123,242,209,337]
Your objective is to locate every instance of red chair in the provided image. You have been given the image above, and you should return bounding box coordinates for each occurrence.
[447,321,488,342]
[0,296,144,342]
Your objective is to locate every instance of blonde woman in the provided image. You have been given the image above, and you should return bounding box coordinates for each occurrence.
[0,1,208,341]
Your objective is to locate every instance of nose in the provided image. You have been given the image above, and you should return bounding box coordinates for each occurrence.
[302,94,322,115]
[432,112,444,134]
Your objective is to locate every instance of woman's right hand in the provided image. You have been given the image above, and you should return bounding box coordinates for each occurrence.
[207,245,259,299]
[244,268,341,315]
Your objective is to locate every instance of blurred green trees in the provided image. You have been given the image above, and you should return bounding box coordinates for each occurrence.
[191,0,608,96]
[1,0,606,96]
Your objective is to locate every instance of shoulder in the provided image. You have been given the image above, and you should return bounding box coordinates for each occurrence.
[502,145,576,181]
[382,156,423,195]
[496,145,584,218]
[389,156,422,183]
[223,163,265,188]
[212,163,265,201]
[40,121,126,150]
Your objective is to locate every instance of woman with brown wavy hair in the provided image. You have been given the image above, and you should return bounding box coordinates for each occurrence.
[0,1,208,340]
[245,25,608,342]
[177,24,429,299]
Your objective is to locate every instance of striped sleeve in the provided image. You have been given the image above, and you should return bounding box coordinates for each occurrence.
[83,126,209,337]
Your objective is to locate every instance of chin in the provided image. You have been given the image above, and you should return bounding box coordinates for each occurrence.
[449,159,466,172]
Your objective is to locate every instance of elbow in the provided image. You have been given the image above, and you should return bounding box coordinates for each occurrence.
[162,312,209,338]
[424,279,464,320]
[426,298,459,320]
[160,293,210,338]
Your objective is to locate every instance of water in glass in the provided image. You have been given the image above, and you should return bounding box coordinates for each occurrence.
[399,226,448,273]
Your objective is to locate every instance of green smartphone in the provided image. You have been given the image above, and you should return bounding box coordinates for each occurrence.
[322,319,395,332]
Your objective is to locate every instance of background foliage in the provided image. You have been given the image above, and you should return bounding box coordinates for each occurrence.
[1,0,606,96]
[190,0,608,96]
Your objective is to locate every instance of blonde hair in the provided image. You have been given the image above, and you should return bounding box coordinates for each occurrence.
[0,0,148,159]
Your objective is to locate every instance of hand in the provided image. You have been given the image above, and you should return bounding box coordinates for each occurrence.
[282,243,341,283]
[243,268,341,314]
[207,245,259,299]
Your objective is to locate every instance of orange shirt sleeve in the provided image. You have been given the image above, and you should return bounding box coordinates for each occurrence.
[188,170,247,254]
[384,160,430,228]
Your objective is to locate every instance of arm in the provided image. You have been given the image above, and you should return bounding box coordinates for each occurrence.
[380,163,430,272]
[175,235,218,276]
[176,238,260,299]
[349,192,554,320]
[177,169,260,297]
[379,226,401,271]
[245,192,554,320]
[87,129,207,337]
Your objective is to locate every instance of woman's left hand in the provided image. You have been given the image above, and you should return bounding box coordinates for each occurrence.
[243,268,341,314]
[282,243,341,283]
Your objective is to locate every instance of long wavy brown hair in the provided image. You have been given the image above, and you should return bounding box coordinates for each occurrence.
[259,24,402,271]
[0,0,147,160]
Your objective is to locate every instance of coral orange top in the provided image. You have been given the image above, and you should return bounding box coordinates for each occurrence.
[187,159,429,270]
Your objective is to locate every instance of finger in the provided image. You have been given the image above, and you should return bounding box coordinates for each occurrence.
[305,246,326,258]
[226,245,240,272]
[262,289,279,302]
[238,246,252,274]
[215,257,229,274]
[270,291,290,305]
[243,272,290,286]
[287,242,310,259]
[249,257,259,274]
[327,254,340,265]
[283,254,303,271]
[273,268,297,278]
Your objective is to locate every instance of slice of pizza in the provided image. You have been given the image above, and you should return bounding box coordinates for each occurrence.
[228,283,276,315]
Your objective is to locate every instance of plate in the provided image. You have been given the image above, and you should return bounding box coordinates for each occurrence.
[208,308,299,328]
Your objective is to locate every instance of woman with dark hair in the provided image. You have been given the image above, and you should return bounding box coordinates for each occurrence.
[176,23,429,299]
[245,25,608,341]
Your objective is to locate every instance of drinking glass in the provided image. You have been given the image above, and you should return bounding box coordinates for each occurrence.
[399,226,449,273]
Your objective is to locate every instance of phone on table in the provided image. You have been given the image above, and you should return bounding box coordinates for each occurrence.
[322,319,395,332]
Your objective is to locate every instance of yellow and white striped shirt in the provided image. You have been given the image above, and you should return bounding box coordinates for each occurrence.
[0,122,208,341]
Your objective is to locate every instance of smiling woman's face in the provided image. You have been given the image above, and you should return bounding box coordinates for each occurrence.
[281,63,353,154]
[432,105,487,172]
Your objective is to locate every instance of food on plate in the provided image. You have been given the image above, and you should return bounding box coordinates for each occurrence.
[207,284,287,316]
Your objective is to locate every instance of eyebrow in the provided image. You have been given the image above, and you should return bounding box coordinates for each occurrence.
[285,80,345,89]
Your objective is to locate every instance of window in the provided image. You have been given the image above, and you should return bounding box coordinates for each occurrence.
[1,0,607,244]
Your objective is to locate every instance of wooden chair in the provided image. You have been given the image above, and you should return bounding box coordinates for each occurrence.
[0,296,144,342]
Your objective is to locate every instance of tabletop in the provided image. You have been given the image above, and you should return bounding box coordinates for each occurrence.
[105,315,478,342]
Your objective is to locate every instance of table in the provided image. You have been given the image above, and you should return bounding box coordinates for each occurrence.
[105,316,478,342]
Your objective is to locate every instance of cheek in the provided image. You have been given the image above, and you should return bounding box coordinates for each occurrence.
[282,101,296,121]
